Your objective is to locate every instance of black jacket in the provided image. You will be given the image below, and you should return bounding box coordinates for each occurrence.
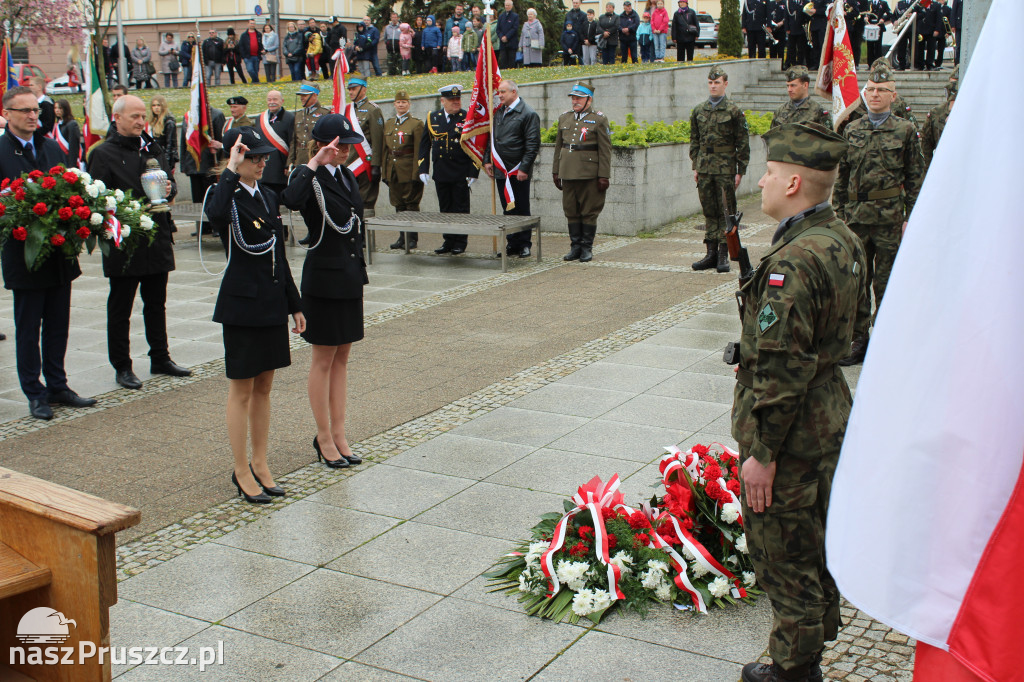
[87,128,177,278]
[786,0,808,35]
[202,36,225,63]
[618,9,640,40]
[742,0,769,31]
[581,19,598,45]
[180,107,226,176]
[238,29,263,59]
[672,7,699,43]
[205,170,300,326]
[565,8,587,30]
[152,114,178,170]
[281,165,367,300]
[0,128,81,291]
[598,12,620,46]
[864,0,892,31]
[485,99,541,177]
[257,109,294,186]
[419,109,481,183]
[497,11,520,43]
[809,0,828,32]
[59,119,82,168]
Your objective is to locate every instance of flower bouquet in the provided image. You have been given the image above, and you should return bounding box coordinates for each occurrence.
[0,165,154,271]
[485,443,761,625]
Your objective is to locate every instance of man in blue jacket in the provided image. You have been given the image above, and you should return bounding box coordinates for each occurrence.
[362,16,382,76]
[618,1,640,63]
[496,0,520,69]
[445,4,471,45]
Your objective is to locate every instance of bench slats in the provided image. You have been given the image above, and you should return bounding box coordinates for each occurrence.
[0,541,51,600]
[0,469,141,536]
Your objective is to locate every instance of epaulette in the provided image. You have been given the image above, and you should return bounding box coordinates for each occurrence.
[562,109,572,115]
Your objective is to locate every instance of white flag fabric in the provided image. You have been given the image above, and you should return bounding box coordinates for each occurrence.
[826,1,1024,680]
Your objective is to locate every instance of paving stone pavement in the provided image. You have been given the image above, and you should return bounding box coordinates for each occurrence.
[0,196,911,681]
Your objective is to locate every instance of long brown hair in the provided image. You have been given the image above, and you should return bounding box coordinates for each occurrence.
[148,95,169,136]
[55,99,75,124]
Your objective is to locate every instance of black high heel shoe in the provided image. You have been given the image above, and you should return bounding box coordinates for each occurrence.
[250,464,286,496]
[338,449,362,465]
[232,472,272,504]
[314,436,349,468]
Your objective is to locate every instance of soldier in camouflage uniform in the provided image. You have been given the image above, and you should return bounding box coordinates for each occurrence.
[921,67,959,170]
[769,66,832,130]
[835,61,924,365]
[734,122,868,682]
[690,66,750,274]
[383,90,425,249]
[840,58,920,133]
[346,72,386,218]
[552,80,612,263]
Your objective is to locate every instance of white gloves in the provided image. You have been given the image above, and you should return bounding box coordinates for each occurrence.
[467,177,475,187]
[419,173,430,185]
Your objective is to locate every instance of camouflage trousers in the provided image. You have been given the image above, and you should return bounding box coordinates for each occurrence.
[848,222,901,319]
[741,469,841,676]
[696,173,737,242]
[358,169,382,217]
[561,179,607,225]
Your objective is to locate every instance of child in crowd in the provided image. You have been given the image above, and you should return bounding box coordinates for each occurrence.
[561,22,581,65]
[637,12,654,63]
[422,14,443,73]
[399,22,413,75]
[448,25,464,72]
[462,17,482,71]
[651,0,669,62]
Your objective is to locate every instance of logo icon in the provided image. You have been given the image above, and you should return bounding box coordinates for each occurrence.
[16,608,77,644]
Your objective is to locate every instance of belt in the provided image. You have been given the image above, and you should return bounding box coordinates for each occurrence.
[736,365,840,390]
[390,149,414,157]
[855,187,901,201]
[704,145,733,153]
[562,143,599,151]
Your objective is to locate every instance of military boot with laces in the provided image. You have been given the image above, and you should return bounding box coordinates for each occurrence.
[691,239,717,271]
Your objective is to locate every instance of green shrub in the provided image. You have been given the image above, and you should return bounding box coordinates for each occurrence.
[542,112,773,147]
[718,0,743,58]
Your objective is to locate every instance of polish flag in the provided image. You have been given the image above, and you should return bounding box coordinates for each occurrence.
[768,274,785,287]
[825,3,1024,681]
[814,1,858,130]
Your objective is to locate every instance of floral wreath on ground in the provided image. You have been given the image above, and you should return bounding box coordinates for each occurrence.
[0,165,154,271]
[486,443,760,625]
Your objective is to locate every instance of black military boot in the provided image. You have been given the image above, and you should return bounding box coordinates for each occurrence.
[692,240,717,271]
[838,333,870,366]
[742,661,817,682]
[563,222,582,261]
[716,242,731,273]
[579,224,597,262]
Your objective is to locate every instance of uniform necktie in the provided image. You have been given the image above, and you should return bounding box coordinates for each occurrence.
[23,142,34,161]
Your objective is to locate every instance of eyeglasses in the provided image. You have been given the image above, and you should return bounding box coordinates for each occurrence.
[864,86,895,94]
[248,155,270,164]
[6,107,40,115]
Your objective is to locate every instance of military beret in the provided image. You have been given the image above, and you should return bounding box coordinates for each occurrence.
[568,79,595,97]
[223,126,276,157]
[762,122,849,171]
[226,96,248,105]
[868,61,894,84]
[346,72,368,88]
[311,113,365,145]
[784,65,810,83]
[297,81,320,95]
[394,90,410,101]
[439,84,463,99]
[707,65,727,81]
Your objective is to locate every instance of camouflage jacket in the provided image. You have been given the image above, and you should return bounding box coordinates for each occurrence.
[769,98,832,130]
[346,97,386,169]
[732,205,867,480]
[840,96,919,134]
[835,114,924,226]
[551,105,612,180]
[689,96,750,176]
[920,100,952,170]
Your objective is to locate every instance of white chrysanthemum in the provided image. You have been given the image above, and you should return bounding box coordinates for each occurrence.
[721,503,740,524]
[654,582,671,600]
[571,589,596,616]
[85,183,100,198]
[681,545,695,561]
[90,212,104,225]
[640,569,666,591]
[105,195,117,211]
[743,571,757,588]
[524,541,548,568]
[518,572,533,593]
[555,560,590,591]
[726,555,739,566]
[114,189,125,201]
[139,215,154,230]
[590,588,613,612]
[735,534,748,554]
[646,559,669,574]
[610,551,634,575]
[690,561,709,579]
[121,223,131,238]
[709,576,731,598]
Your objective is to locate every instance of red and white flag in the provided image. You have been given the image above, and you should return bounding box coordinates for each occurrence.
[331,48,349,114]
[185,41,212,165]
[460,30,501,169]
[826,3,1024,681]
[814,1,858,130]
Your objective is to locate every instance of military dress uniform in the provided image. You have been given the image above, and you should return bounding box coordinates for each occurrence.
[863,0,892,67]
[742,0,770,59]
[287,82,331,169]
[770,67,832,130]
[551,80,612,263]
[768,0,787,62]
[345,73,386,217]
[418,85,479,254]
[784,0,810,68]
[733,123,868,682]
[224,97,254,137]
[690,66,751,273]
[844,0,865,68]
[383,91,425,247]
[920,80,955,171]
[892,0,914,70]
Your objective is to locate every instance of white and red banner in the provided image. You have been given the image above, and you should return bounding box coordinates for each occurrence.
[83,36,108,154]
[331,48,349,114]
[185,41,212,166]
[826,3,1024,681]
[345,103,371,178]
[460,30,501,169]
[814,1,858,130]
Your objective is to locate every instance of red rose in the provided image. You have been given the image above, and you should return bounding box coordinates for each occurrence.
[633,532,650,547]
[1,178,9,190]
[627,510,652,530]
[68,195,85,208]
[49,165,64,175]
[32,202,47,216]
[726,479,741,495]
[577,525,594,541]
[14,188,25,201]
[40,176,56,190]
[62,172,78,184]
[50,234,65,246]
[568,541,588,558]
[75,206,91,220]
[11,227,27,241]
[58,207,73,220]
[28,170,43,180]
[11,178,25,190]
[76,226,92,239]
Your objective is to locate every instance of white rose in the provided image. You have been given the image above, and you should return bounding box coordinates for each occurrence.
[114,189,125,201]
[735,534,748,554]
[721,503,740,524]
[90,212,104,225]
[743,571,757,588]
[709,576,731,598]
[654,582,671,600]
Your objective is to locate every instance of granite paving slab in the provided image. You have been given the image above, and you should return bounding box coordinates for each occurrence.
[556,361,677,394]
[602,394,732,432]
[384,434,536,480]
[601,344,714,371]
[108,600,210,678]
[319,662,421,681]
[646,370,738,404]
[546,419,690,462]
[448,407,590,447]
[483,448,646,496]
[414,482,565,541]
[505,382,636,418]
[305,465,476,519]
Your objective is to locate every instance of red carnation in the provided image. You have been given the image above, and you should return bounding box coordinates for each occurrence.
[75,206,91,220]
[14,188,25,201]
[32,202,47,216]
[62,172,77,184]
[703,463,723,481]
[49,165,64,175]
[726,479,741,495]
[705,479,728,503]
[607,533,617,550]
[601,507,617,520]
[1,178,10,190]
[76,226,91,239]
[627,510,652,530]
[11,178,25,190]
[68,195,85,208]
[633,532,650,547]
[664,483,694,518]
[58,207,73,220]
[0,203,5,217]
[658,531,678,545]
[50,234,65,246]
[40,176,56,190]
[691,444,710,457]
[577,525,594,541]
[11,226,27,241]
[568,541,588,558]
[28,170,43,180]
[730,466,739,479]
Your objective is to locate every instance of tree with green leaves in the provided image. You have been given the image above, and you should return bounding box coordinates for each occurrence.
[718,0,742,58]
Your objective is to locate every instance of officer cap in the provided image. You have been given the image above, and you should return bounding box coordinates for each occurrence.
[707,65,727,81]
[297,81,320,95]
[226,96,248,106]
[311,113,365,145]
[222,126,276,157]
[784,65,810,83]
[394,90,410,102]
[346,72,368,88]
[762,122,849,171]
[868,60,895,84]
[439,84,463,99]
[568,79,595,98]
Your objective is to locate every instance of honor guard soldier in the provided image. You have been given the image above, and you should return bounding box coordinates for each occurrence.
[768,0,787,62]
[551,80,612,263]
[769,66,831,130]
[862,0,892,67]
[258,90,295,198]
[345,72,386,217]
[783,0,810,68]
[383,90,425,249]
[736,122,868,682]
[418,85,479,255]
[840,58,920,133]
[742,0,770,59]
[287,81,331,170]
[921,70,957,171]
[690,66,750,274]
[224,96,253,135]
[835,60,924,365]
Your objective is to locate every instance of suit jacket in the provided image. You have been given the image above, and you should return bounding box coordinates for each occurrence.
[205,170,300,326]
[0,128,81,291]
[281,164,367,300]
[257,109,294,186]
[418,109,479,183]
[786,0,808,35]
[485,99,541,178]
[496,10,520,42]
[809,0,828,32]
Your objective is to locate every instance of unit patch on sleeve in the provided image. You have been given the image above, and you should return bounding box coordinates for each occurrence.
[758,303,779,333]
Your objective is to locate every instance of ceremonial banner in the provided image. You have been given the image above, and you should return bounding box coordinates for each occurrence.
[0,39,18,99]
[83,38,109,156]
[185,41,212,165]
[826,3,1024,681]
[331,48,348,114]
[460,31,501,169]
[814,2,858,130]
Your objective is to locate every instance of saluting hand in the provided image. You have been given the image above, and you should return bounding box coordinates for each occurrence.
[227,137,249,173]
[309,136,341,170]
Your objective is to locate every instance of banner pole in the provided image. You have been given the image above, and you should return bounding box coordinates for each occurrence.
[485,20,498,254]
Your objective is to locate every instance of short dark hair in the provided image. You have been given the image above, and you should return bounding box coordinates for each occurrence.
[110,84,129,95]
[2,85,34,108]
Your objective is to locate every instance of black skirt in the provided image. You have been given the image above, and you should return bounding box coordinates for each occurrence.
[301,295,364,346]
[223,324,291,379]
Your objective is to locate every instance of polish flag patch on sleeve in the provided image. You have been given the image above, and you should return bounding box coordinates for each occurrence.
[768,273,785,287]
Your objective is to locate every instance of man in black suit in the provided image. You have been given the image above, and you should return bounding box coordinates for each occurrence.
[419,85,479,255]
[807,0,828,68]
[742,0,769,59]
[257,90,294,198]
[0,86,96,419]
[496,0,520,69]
[87,95,192,391]
[784,0,809,67]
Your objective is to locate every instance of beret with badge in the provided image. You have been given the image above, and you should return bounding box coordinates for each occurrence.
[762,122,849,171]
[226,96,248,106]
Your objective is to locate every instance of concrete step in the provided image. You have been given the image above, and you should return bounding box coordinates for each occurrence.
[758,69,954,82]
[732,96,945,114]
[740,84,944,96]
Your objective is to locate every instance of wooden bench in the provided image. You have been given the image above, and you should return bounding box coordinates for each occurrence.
[365,212,542,272]
[0,468,140,681]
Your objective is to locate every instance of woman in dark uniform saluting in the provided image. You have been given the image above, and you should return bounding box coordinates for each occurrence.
[206,127,306,504]
[283,114,366,470]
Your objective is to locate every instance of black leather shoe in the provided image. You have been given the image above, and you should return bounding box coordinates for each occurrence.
[435,244,454,254]
[48,389,97,408]
[29,399,53,420]
[250,464,285,496]
[115,369,143,390]
[519,246,531,258]
[340,451,362,465]
[450,246,465,255]
[741,661,820,682]
[298,235,311,245]
[232,472,272,504]
[0,332,6,341]
[390,238,407,249]
[407,240,418,250]
[151,360,193,377]
[314,436,349,468]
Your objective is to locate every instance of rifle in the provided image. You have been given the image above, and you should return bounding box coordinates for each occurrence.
[723,188,753,285]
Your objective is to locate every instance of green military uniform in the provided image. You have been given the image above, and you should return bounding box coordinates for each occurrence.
[770,67,833,131]
[287,82,331,169]
[733,123,868,682]
[345,73,387,217]
[921,80,957,170]
[551,80,612,263]
[690,66,750,273]
[383,91,425,246]
[835,61,924,338]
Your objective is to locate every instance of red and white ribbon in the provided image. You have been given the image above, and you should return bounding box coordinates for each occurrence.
[106,210,123,247]
[489,136,520,210]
